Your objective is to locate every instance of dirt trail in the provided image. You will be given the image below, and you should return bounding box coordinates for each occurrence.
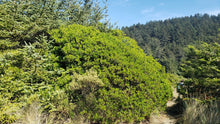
[149,88,179,124]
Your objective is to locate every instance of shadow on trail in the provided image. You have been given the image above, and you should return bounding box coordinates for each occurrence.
[166,96,185,124]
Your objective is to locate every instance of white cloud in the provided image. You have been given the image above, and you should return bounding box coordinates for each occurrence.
[141,7,155,14]
[141,11,185,22]
[112,0,130,7]
[159,3,165,6]
[205,10,220,15]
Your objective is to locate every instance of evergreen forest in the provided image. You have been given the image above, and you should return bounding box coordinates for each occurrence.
[122,14,220,73]
[0,0,219,123]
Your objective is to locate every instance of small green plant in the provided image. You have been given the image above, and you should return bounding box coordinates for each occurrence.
[68,69,104,121]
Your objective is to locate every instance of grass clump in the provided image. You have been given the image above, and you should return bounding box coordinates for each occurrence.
[181,99,220,124]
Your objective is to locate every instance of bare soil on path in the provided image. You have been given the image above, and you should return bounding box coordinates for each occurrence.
[149,88,182,124]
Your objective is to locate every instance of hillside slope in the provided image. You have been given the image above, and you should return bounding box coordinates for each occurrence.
[122,14,220,73]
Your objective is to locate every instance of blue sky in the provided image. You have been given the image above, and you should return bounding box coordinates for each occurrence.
[106,0,220,27]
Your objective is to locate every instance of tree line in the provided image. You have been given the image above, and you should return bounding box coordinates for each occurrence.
[122,14,220,73]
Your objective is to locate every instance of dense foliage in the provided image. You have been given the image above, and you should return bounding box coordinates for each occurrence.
[0,0,109,51]
[50,24,172,123]
[122,14,220,73]
[0,0,105,123]
[0,24,172,123]
[0,0,172,123]
[0,35,66,123]
[180,42,220,99]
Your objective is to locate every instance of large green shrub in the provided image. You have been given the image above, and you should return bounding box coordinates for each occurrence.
[50,24,172,123]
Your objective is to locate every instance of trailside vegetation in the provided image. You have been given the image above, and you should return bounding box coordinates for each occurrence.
[177,42,220,123]
[180,42,220,100]
[122,13,220,123]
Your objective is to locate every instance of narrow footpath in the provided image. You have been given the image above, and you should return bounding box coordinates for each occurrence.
[149,88,181,124]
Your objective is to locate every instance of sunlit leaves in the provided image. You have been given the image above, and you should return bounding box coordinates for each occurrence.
[50,24,172,122]
[181,42,220,99]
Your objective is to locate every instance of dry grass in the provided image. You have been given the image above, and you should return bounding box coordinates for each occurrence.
[13,102,42,124]
[13,102,77,124]
[23,102,42,124]
[182,100,220,124]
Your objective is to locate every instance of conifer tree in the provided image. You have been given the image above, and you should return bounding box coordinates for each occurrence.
[0,0,109,50]
[180,42,220,99]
